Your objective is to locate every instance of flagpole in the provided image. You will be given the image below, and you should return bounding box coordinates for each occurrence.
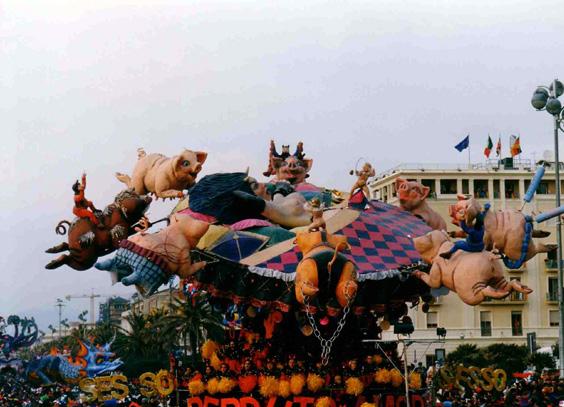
[468,135,471,169]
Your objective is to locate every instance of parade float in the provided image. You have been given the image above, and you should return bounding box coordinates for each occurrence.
[0,315,39,371]
[41,141,562,405]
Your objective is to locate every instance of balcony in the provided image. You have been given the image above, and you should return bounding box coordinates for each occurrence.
[506,265,526,273]
[545,259,559,272]
[546,292,559,304]
[482,292,527,305]
[429,296,443,306]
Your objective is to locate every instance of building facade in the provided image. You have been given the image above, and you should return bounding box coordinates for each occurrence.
[98,296,130,326]
[370,159,560,367]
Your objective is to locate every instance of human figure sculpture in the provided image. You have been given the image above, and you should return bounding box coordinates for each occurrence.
[349,162,375,197]
[441,195,487,259]
[305,197,326,232]
[72,173,102,227]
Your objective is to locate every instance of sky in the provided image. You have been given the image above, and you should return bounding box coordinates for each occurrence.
[1,0,564,331]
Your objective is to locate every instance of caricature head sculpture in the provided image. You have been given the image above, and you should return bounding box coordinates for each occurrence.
[267,141,313,185]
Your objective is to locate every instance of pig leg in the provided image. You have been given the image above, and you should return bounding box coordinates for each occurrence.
[414,262,443,288]
[45,242,69,254]
[156,189,184,199]
[508,279,533,294]
[534,243,557,253]
[532,230,550,238]
[115,172,132,187]
[45,254,70,269]
[480,286,511,299]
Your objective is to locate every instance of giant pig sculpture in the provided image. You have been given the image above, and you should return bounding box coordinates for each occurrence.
[412,230,532,305]
[395,178,446,231]
[451,195,555,268]
[116,148,207,199]
[294,230,358,309]
[95,214,209,296]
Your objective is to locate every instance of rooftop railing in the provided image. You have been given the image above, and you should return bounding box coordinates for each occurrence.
[377,158,535,178]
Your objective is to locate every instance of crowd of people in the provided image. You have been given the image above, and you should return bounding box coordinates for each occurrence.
[1,336,563,406]
[436,374,564,407]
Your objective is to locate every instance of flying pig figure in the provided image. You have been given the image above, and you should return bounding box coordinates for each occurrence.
[116,148,207,199]
[395,178,446,231]
[413,230,532,305]
[95,214,209,296]
[450,195,555,268]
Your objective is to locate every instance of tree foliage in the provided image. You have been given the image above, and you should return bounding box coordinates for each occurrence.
[446,343,530,376]
[159,293,224,363]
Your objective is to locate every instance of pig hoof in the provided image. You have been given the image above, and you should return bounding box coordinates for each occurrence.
[439,251,452,260]
[532,230,550,238]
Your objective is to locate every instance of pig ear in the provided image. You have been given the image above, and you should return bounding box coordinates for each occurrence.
[173,155,182,169]
[302,158,313,173]
[195,151,207,165]
[395,178,405,189]
[421,186,430,199]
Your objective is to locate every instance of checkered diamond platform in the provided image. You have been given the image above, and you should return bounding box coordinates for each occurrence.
[257,200,431,275]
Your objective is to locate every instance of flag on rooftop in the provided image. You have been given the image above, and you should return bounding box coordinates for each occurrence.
[496,137,502,157]
[454,135,470,152]
[484,135,493,158]
[510,135,522,157]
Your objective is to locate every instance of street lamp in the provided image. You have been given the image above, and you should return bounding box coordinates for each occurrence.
[531,79,564,378]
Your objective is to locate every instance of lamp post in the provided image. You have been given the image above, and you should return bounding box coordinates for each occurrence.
[531,79,564,378]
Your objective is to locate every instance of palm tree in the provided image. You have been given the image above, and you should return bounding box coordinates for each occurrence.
[113,309,177,376]
[160,293,224,363]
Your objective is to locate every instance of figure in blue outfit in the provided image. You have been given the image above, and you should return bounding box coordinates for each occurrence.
[440,203,490,260]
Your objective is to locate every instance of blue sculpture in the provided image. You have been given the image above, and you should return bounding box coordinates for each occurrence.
[25,339,123,385]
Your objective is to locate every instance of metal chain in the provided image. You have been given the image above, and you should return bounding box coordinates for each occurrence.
[301,281,353,366]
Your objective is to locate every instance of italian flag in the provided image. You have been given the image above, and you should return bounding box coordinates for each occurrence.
[484,135,493,158]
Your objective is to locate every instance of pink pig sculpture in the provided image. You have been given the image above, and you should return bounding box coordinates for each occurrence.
[395,178,447,231]
[95,214,209,296]
[412,230,532,305]
[449,195,555,267]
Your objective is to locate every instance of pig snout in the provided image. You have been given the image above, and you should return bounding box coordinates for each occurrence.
[192,162,202,173]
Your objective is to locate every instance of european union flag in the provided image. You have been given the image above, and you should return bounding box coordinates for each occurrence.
[454,135,470,152]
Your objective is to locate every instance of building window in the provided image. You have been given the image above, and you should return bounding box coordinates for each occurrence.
[549,310,559,327]
[425,354,436,368]
[421,179,436,197]
[511,311,523,336]
[440,179,457,195]
[427,312,438,328]
[462,179,469,194]
[548,277,559,301]
[504,180,519,199]
[493,179,500,199]
[480,311,492,337]
[545,251,558,269]
[536,180,554,195]
[474,180,489,199]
